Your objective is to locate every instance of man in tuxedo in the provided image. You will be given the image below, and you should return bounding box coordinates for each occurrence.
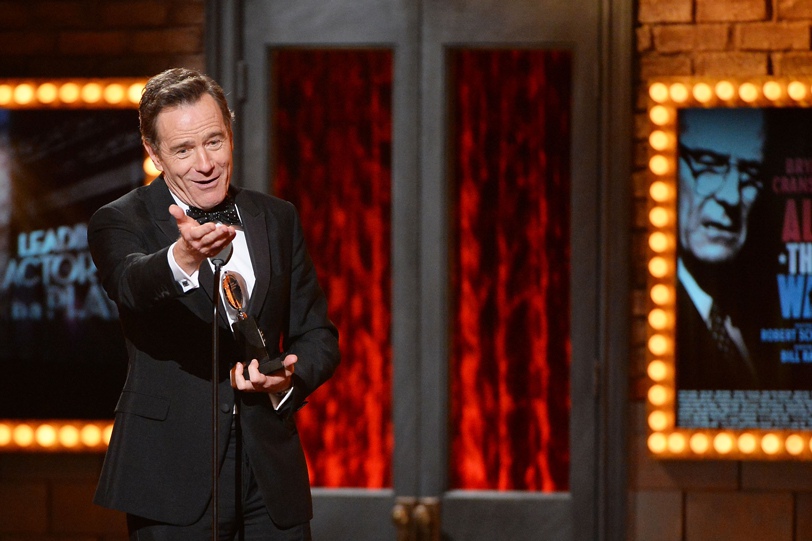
[676,107,765,390]
[88,68,339,539]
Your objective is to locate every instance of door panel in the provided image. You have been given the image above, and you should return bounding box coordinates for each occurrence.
[210,0,601,539]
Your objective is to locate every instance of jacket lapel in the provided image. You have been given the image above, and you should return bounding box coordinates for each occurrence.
[145,177,225,324]
[144,177,180,245]
[235,189,271,318]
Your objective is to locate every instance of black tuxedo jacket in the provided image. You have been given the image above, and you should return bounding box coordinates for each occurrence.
[676,280,758,390]
[88,177,339,528]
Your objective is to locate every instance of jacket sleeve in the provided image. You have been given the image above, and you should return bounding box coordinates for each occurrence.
[88,203,182,313]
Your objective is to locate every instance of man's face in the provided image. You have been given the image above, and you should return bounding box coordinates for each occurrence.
[145,93,232,210]
[678,110,765,265]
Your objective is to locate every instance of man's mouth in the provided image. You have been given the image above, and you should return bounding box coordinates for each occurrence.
[701,219,740,235]
[193,176,218,186]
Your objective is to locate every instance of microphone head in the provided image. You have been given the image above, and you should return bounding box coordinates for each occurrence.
[210,243,233,266]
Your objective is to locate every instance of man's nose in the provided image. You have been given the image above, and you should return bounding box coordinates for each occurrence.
[194,147,214,171]
[713,168,742,205]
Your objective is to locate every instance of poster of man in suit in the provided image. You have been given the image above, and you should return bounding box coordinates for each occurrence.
[676,106,812,430]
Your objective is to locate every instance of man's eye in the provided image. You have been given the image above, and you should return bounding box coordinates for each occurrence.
[207,139,223,149]
[175,148,191,156]
[693,154,725,168]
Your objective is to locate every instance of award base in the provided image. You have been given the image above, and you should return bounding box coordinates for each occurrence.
[232,317,285,376]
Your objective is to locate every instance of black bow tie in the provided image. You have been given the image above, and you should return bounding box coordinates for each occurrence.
[186,197,242,226]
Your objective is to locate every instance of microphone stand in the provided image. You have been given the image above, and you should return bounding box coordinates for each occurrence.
[210,244,232,540]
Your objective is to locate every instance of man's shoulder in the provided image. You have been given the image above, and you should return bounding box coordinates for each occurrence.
[90,180,168,226]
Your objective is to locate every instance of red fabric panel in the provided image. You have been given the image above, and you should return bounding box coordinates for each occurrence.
[274,49,393,488]
[451,49,572,491]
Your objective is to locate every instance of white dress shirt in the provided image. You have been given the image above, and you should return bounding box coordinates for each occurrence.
[164,193,291,409]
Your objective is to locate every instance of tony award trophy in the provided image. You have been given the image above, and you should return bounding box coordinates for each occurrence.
[222,271,285,375]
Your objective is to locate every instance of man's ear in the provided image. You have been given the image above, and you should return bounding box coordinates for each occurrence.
[144,141,164,172]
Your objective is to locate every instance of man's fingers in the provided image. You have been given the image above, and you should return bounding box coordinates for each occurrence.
[230,362,245,388]
[246,359,262,382]
[168,204,186,222]
[282,354,297,377]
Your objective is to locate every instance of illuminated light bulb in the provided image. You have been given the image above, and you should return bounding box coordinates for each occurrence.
[80,424,102,447]
[128,82,145,104]
[715,81,736,101]
[0,423,11,446]
[103,83,126,104]
[650,284,673,305]
[786,434,805,455]
[35,424,58,448]
[103,424,114,444]
[0,84,12,105]
[692,83,713,103]
[648,256,669,278]
[667,432,686,453]
[713,432,735,454]
[669,83,689,103]
[647,359,668,381]
[761,433,781,455]
[649,82,669,103]
[127,83,144,103]
[738,432,757,454]
[689,433,710,454]
[649,155,670,175]
[648,383,669,406]
[649,105,671,126]
[81,83,103,104]
[649,180,673,202]
[763,81,782,101]
[649,130,671,151]
[648,410,669,431]
[648,432,667,454]
[36,83,58,104]
[143,156,160,177]
[648,308,670,330]
[13,424,35,447]
[59,83,81,103]
[649,206,671,228]
[648,334,669,356]
[738,82,759,103]
[649,231,671,253]
[788,81,808,101]
[58,425,80,448]
[13,83,35,105]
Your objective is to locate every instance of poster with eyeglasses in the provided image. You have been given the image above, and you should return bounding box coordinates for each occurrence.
[676,106,812,430]
[0,108,141,419]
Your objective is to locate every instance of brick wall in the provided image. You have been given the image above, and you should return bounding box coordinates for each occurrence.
[632,1,812,540]
[0,2,204,539]
[0,0,205,78]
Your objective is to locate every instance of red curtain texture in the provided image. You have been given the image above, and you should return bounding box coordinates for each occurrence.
[273,48,572,492]
[450,49,572,491]
[274,49,394,488]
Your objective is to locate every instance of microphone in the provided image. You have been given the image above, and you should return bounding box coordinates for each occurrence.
[210,242,233,267]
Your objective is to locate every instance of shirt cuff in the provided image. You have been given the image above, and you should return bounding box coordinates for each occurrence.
[269,385,294,410]
[167,241,200,292]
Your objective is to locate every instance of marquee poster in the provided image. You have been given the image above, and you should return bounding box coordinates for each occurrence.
[647,78,812,459]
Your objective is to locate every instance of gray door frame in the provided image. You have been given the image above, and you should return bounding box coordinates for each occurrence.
[204,0,632,539]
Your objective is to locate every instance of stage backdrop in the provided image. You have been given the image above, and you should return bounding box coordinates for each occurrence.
[0,107,142,419]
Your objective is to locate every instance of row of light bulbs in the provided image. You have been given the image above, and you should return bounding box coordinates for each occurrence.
[0,79,146,108]
[645,78,812,459]
[648,430,812,458]
[648,79,812,106]
[0,79,138,452]
[0,421,113,451]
